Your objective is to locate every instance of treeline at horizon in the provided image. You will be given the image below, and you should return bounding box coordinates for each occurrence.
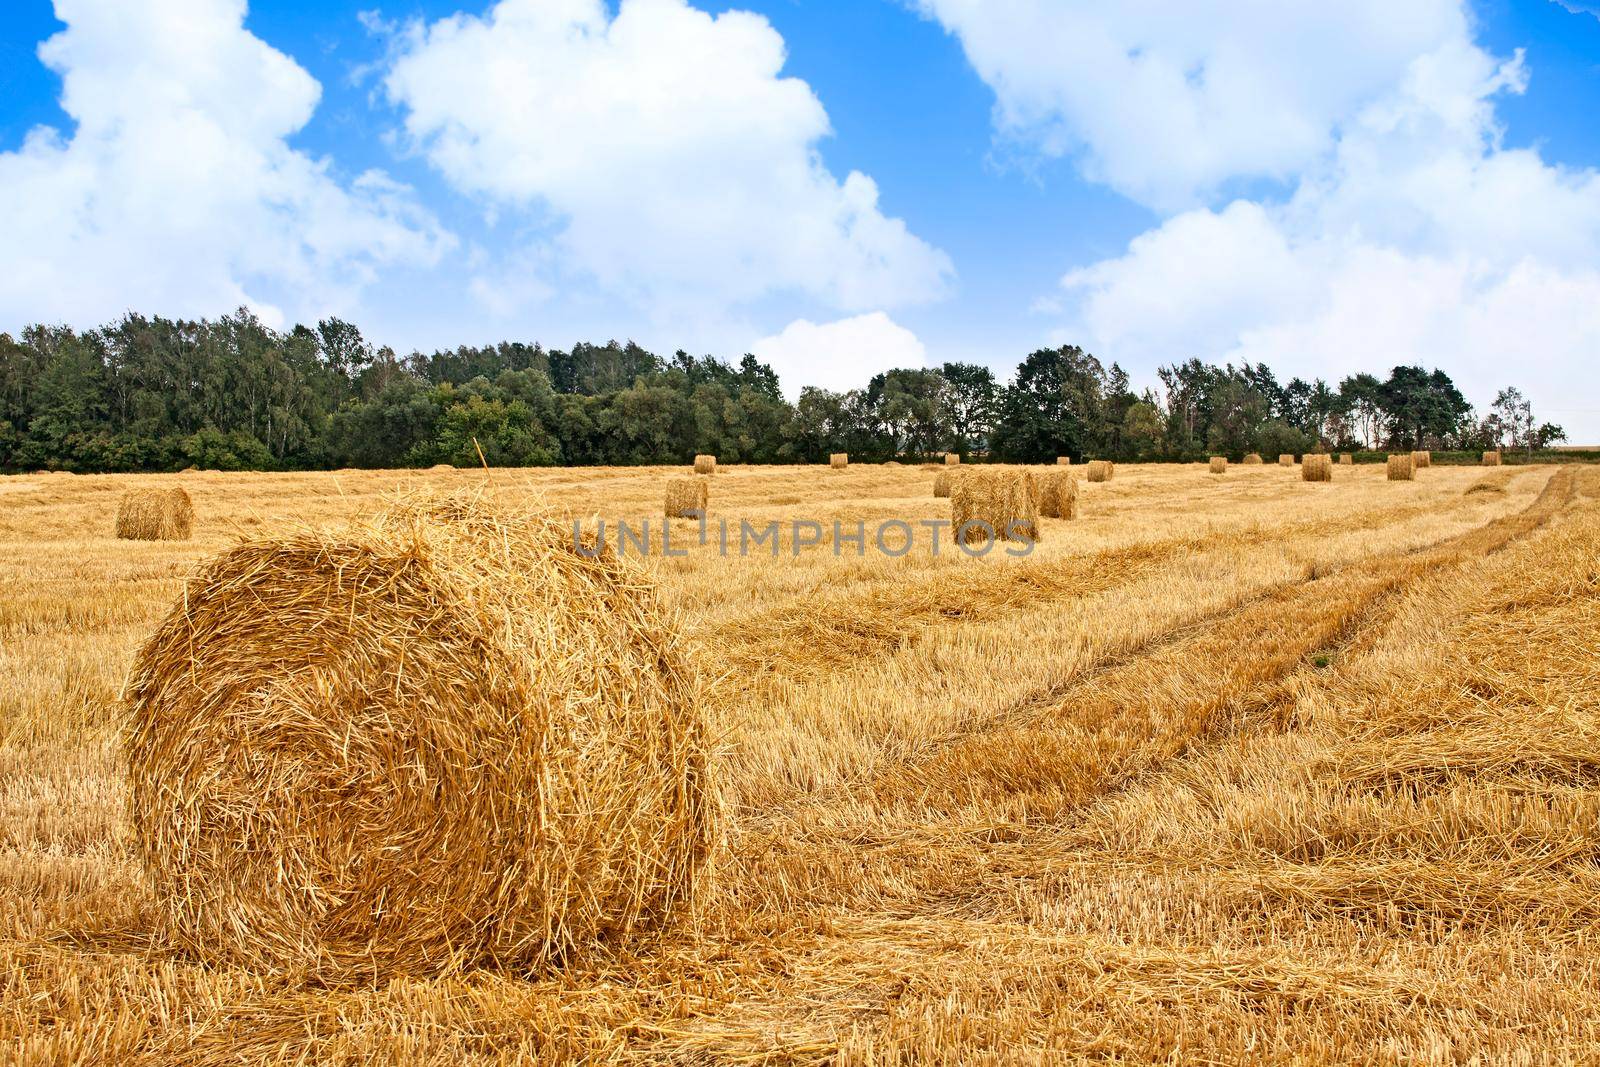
[0,308,1567,473]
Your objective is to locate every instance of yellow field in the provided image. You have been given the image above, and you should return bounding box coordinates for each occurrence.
[3,460,1599,1063]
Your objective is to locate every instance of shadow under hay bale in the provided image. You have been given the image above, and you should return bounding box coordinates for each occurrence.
[115,487,194,541]
[1483,450,1503,466]
[1086,460,1114,483]
[664,476,709,519]
[1302,454,1333,482]
[1388,454,1415,481]
[1242,453,1263,465]
[952,468,1039,544]
[693,454,717,475]
[1209,457,1227,474]
[829,453,848,469]
[121,490,716,982]
[1039,471,1079,519]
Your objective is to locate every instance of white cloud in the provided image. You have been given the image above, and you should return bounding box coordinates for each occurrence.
[383,0,952,321]
[915,0,1466,210]
[0,0,450,332]
[752,312,928,401]
[1055,38,1600,437]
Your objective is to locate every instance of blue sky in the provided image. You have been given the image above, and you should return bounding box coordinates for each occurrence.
[2,0,1599,437]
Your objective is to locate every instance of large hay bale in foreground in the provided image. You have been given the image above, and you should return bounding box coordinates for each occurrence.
[1086,460,1114,483]
[829,453,848,469]
[693,454,716,475]
[1039,471,1079,519]
[1278,454,1296,466]
[1412,450,1432,469]
[944,452,961,466]
[1209,457,1227,474]
[1387,454,1415,481]
[122,491,716,981]
[1483,450,1503,466]
[664,476,709,519]
[1302,454,1333,482]
[1338,454,1353,465]
[1242,453,1263,465]
[952,468,1039,544]
[115,487,194,542]
[932,468,963,498]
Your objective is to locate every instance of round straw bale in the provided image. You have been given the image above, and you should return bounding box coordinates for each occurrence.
[693,454,716,475]
[1209,456,1227,474]
[1302,454,1333,482]
[1387,454,1415,481]
[664,476,709,519]
[429,463,454,472]
[1278,454,1295,466]
[951,468,1039,544]
[1039,471,1079,519]
[115,487,194,541]
[1085,460,1114,483]
[1242,453,1263,465]
[1338,454,1353,465]
[944,452,961,466]
[1412,449,1432,469]
[1055,456,1072,466]
[1483,450,1502,466]
[829,453,848,469]
[122,490,716,981]
[933,467,963,498]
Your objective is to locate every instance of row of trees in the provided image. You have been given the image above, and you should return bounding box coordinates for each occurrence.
[0,309,1564,472]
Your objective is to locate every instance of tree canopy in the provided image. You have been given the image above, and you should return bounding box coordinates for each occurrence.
[0,309,1563,472]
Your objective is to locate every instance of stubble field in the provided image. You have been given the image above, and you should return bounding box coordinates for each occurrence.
[3,459,1599,1064]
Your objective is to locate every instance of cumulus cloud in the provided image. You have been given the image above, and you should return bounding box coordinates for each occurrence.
[915,0,1467,210]
[752,312,928,401]
[1056,39,1600,433]
[0,0,450,332]
[383,0,952,320]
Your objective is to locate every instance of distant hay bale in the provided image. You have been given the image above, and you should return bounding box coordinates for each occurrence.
[1039,471,1079,519]
[1412,450,1432,469]
[115,487,194,542]
[944,453,961,466]
[429,463,454,472]
[1086,460,1114,483]
[180,465,199,474]
[933,468,963,498]
[829,453,848,469]
[693,454,717,475]
[122,490,715,981]
[1302,454,1333,482]
[1242,454,1263,465]
[1339,454,1353,465]
[664,476,709,519]
[1209,457,1227,474]
[1483,450,1503,466]
[951,468,1039,544]
[1278,454,1295,466]
[1056,456,1072,466]
[1387,454,1415,481]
